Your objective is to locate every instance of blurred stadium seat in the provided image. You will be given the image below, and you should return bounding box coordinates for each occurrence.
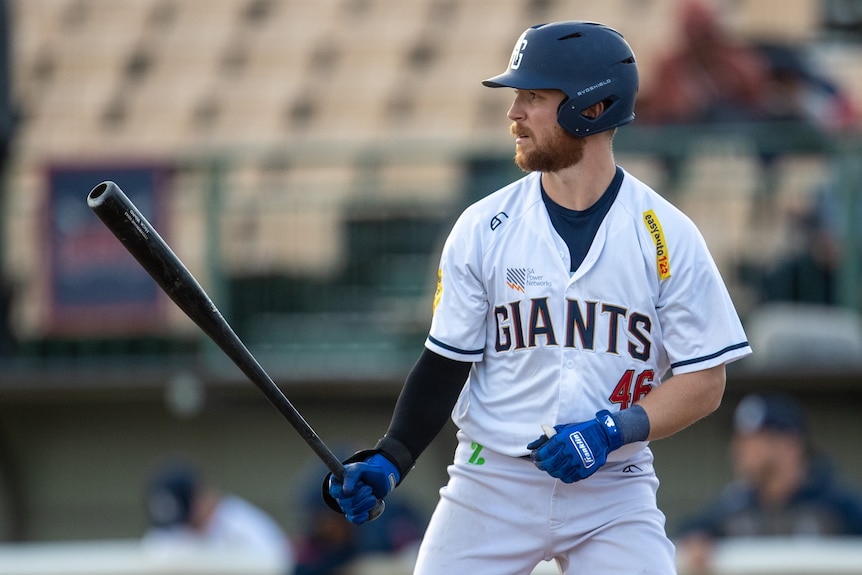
[742,302,862,372]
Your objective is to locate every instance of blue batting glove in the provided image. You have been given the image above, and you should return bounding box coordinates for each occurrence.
[527,410,624,483]
[328,453,399,524]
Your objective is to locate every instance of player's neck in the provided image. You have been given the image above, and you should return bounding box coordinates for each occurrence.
[541,152,617,211]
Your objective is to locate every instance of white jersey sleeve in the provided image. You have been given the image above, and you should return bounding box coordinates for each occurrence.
[425,202,498,362]
[650,203,751,375]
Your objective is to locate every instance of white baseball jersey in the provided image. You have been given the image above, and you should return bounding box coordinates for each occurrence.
[426,168,751,461]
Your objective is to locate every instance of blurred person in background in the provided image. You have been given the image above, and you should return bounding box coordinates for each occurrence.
[755,41,858,133]
[292,455,425,575]
[635,0,772,194]
[635,0,858,203]
[754,158,862,308]
[636,0,770,126]
[143,458,295,571]
[758,204,842,306]
[637,0,858,130]
[675,392,862,572]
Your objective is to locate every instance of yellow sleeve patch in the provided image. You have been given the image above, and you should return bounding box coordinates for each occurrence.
[643,210,671,280]
[433,268,443,313]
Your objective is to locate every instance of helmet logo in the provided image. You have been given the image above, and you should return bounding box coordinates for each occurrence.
[577,78,612,97]
[509,32,529,70]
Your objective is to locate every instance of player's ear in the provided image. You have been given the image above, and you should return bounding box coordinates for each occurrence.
[580,101,606,120]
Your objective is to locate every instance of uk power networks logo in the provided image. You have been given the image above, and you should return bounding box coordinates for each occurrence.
[506,267,552,293]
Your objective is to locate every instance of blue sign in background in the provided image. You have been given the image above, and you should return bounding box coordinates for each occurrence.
[47,165,169,335]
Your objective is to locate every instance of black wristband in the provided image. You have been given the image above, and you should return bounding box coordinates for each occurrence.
[374,435,415,482]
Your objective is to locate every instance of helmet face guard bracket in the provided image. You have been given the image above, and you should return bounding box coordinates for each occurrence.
[483,22,639,136]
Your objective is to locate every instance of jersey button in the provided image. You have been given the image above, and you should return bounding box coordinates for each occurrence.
[565,360,575,369]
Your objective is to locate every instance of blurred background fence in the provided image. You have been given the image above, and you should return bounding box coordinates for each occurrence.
[2,0,862,573]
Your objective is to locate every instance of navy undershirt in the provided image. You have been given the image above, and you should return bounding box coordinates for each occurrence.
[541,166,623,273]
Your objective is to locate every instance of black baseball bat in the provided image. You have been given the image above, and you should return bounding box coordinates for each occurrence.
[87,181,383,519]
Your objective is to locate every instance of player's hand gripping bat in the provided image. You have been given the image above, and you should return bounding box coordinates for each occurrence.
[87,181,383,520]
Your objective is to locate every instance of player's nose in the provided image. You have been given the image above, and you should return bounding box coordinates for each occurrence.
[507,98,526,121]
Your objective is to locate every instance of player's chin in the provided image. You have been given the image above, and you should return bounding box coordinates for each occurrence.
[513,151,534,172]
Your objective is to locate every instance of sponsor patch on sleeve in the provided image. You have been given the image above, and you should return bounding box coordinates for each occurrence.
[643,210,671,281]
[433,268,443,313]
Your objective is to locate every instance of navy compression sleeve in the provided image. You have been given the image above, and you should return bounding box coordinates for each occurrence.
[374,348,471,474]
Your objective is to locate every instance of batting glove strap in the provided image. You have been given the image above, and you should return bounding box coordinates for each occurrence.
[596,410,624,451]
[374,435,416,483]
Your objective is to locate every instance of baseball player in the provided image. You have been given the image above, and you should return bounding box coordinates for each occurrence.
[324,21,752,574]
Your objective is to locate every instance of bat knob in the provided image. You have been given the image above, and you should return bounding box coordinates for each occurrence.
[368,499,386,521]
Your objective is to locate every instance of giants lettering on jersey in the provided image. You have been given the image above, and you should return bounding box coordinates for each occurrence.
[493,298,652,360]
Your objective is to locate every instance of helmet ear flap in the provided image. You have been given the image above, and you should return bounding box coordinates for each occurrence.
[557,97,617,135]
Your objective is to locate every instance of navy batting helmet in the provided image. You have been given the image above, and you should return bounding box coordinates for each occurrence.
[483,21,639,136]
